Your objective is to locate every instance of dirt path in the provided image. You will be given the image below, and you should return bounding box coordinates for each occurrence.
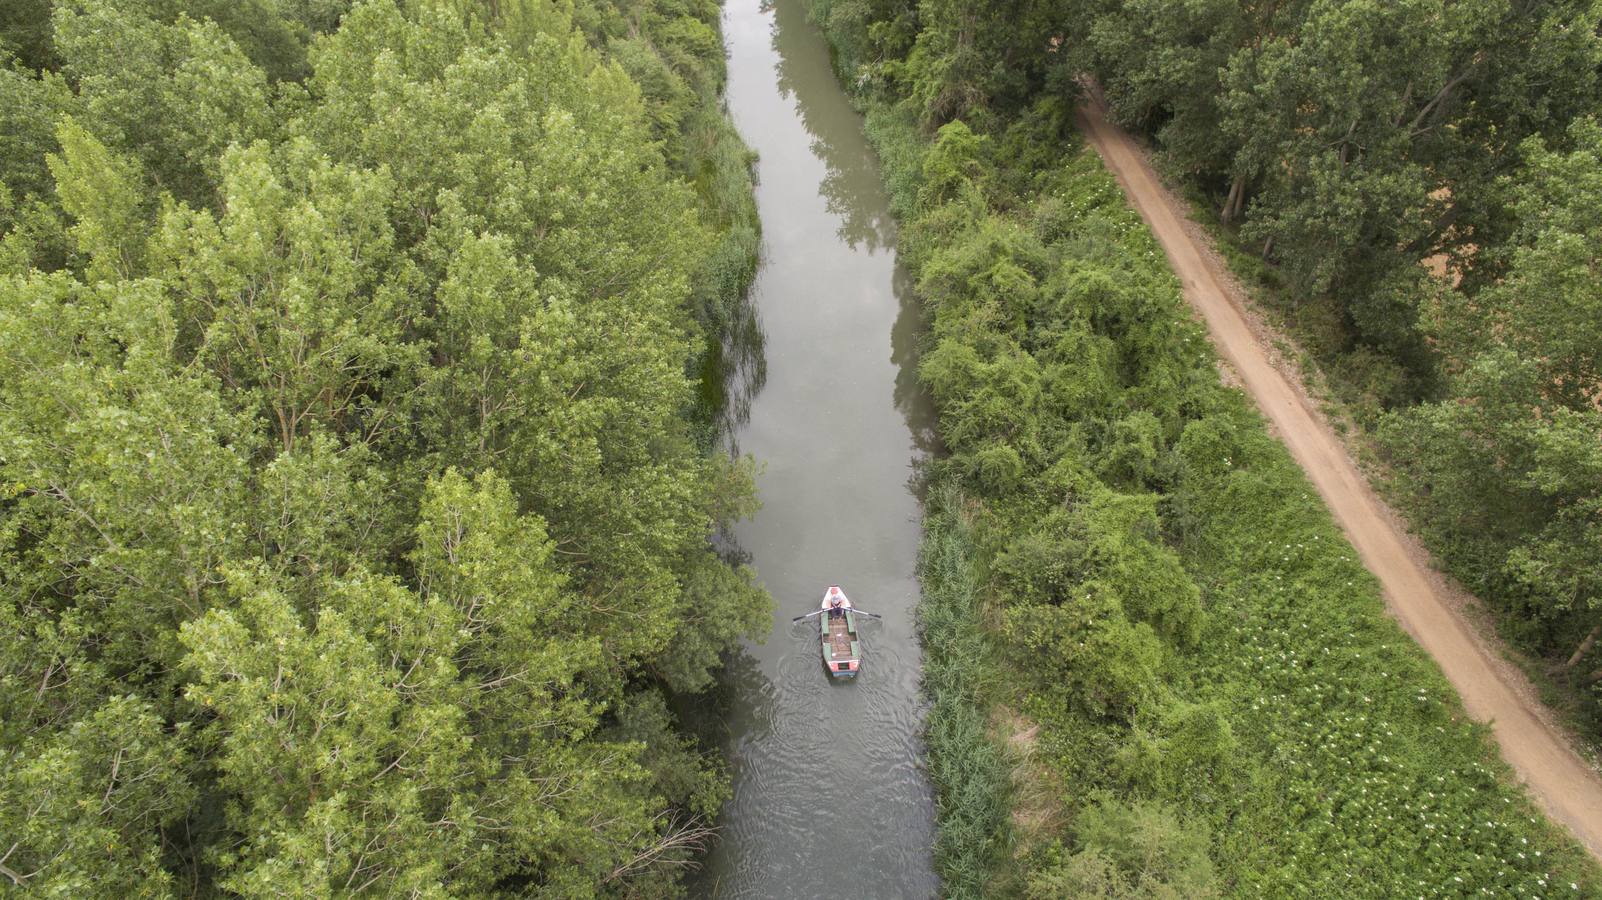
[1076,95,1602,861]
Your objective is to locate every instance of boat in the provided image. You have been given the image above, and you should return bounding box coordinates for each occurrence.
[818,585,861,678]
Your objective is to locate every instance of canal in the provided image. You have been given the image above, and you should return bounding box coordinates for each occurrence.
[691,0,941,895]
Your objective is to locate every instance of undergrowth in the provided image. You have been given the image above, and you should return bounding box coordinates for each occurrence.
[818,18,1602,894]
[577,0,763,441]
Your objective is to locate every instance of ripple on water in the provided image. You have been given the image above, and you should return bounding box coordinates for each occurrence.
[709,624,935,897]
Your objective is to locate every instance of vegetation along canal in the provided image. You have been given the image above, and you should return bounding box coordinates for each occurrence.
[692,0,941,894]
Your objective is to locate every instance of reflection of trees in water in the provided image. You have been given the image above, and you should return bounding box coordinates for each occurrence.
[770,0,897,252]
[668,643,772,887]
[707,289,767,447]
[675,643,771,892]
[674,645,773,749]
[710,517,757,570]
[890,263,945,473]
[769,0,943,471]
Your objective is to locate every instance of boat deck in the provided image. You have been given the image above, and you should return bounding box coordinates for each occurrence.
[826,613,856,660]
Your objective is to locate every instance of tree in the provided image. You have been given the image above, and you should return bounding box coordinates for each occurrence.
[47,119,149,281]
[1080,0,1601,385]
[151,141,422,452]
[52,0,272,209]
[0,271,253,681]
[0,272,247,889]
[180,471,687,893]
[903,0,1067,127]
[0,695,194,894]
[0,65,73,217]
[0,0,770,890]
[0,0,56,71]
[1086,0,1301,198]
[1383,119,1602,685]
[1026,795,1218,899]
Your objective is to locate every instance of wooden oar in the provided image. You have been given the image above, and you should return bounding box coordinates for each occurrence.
[790,608,884,622]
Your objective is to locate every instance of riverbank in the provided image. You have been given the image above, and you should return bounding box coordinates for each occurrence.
[811,10,1602,895]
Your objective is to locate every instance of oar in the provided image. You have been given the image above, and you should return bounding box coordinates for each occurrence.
[790,608,884,622]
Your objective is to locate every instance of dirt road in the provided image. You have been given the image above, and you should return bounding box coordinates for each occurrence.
[1076,95,1602,860]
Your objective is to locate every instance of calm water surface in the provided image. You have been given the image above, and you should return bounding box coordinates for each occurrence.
[692,0,940,896]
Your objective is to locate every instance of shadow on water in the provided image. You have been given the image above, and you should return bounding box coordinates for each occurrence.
[677,646,777,752]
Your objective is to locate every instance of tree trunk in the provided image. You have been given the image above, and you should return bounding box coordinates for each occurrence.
[1221,175,1246,224]
[1563,619,1602,671]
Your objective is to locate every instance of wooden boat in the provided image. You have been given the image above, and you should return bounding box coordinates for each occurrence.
[818,585,861,678]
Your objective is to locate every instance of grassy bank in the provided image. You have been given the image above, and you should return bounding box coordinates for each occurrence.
[814,19,1602,895]
[918,483,1013,897]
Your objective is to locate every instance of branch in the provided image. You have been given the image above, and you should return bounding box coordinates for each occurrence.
[1564,620,1602,670]
[601,815,717,884]
[101,747,124,811]
[1408,59,1483,137]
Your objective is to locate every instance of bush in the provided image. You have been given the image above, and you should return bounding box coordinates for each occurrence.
[1026,795,1218,900]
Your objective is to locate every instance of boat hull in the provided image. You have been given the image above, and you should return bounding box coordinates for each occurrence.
[820,585,861,678]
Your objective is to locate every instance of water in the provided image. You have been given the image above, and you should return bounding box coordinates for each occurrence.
[692,0,940,896]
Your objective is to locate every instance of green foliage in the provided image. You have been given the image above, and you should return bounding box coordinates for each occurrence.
[901,0,1070,129]
[917,486,1012,898]
[0,65,71,213]
[814,5,1602,891]
[0,696,193,895]
[0,272,255,679]
[53,0,273,209]
[47,119,149,280]
[1375,117,1602,734]
[0,0,56,71]
[1378,117,1602,721]
[153,140,421,451]
[178,473,658,894]
[1030,0,1602,746]
[1084,0,1601,376]
[0,0,766,892]
[1027,795,1217,899]
[568,0,763,429]
[809,0,917,91]
[1073,0,1602,742]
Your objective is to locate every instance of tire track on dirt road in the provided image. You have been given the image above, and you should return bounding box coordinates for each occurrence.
[1076,92,1602,861]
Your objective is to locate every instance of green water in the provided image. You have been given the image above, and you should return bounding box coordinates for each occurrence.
[692,0,940,895]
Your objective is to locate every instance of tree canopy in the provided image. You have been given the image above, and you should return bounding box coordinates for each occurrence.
[0,0,766,893]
